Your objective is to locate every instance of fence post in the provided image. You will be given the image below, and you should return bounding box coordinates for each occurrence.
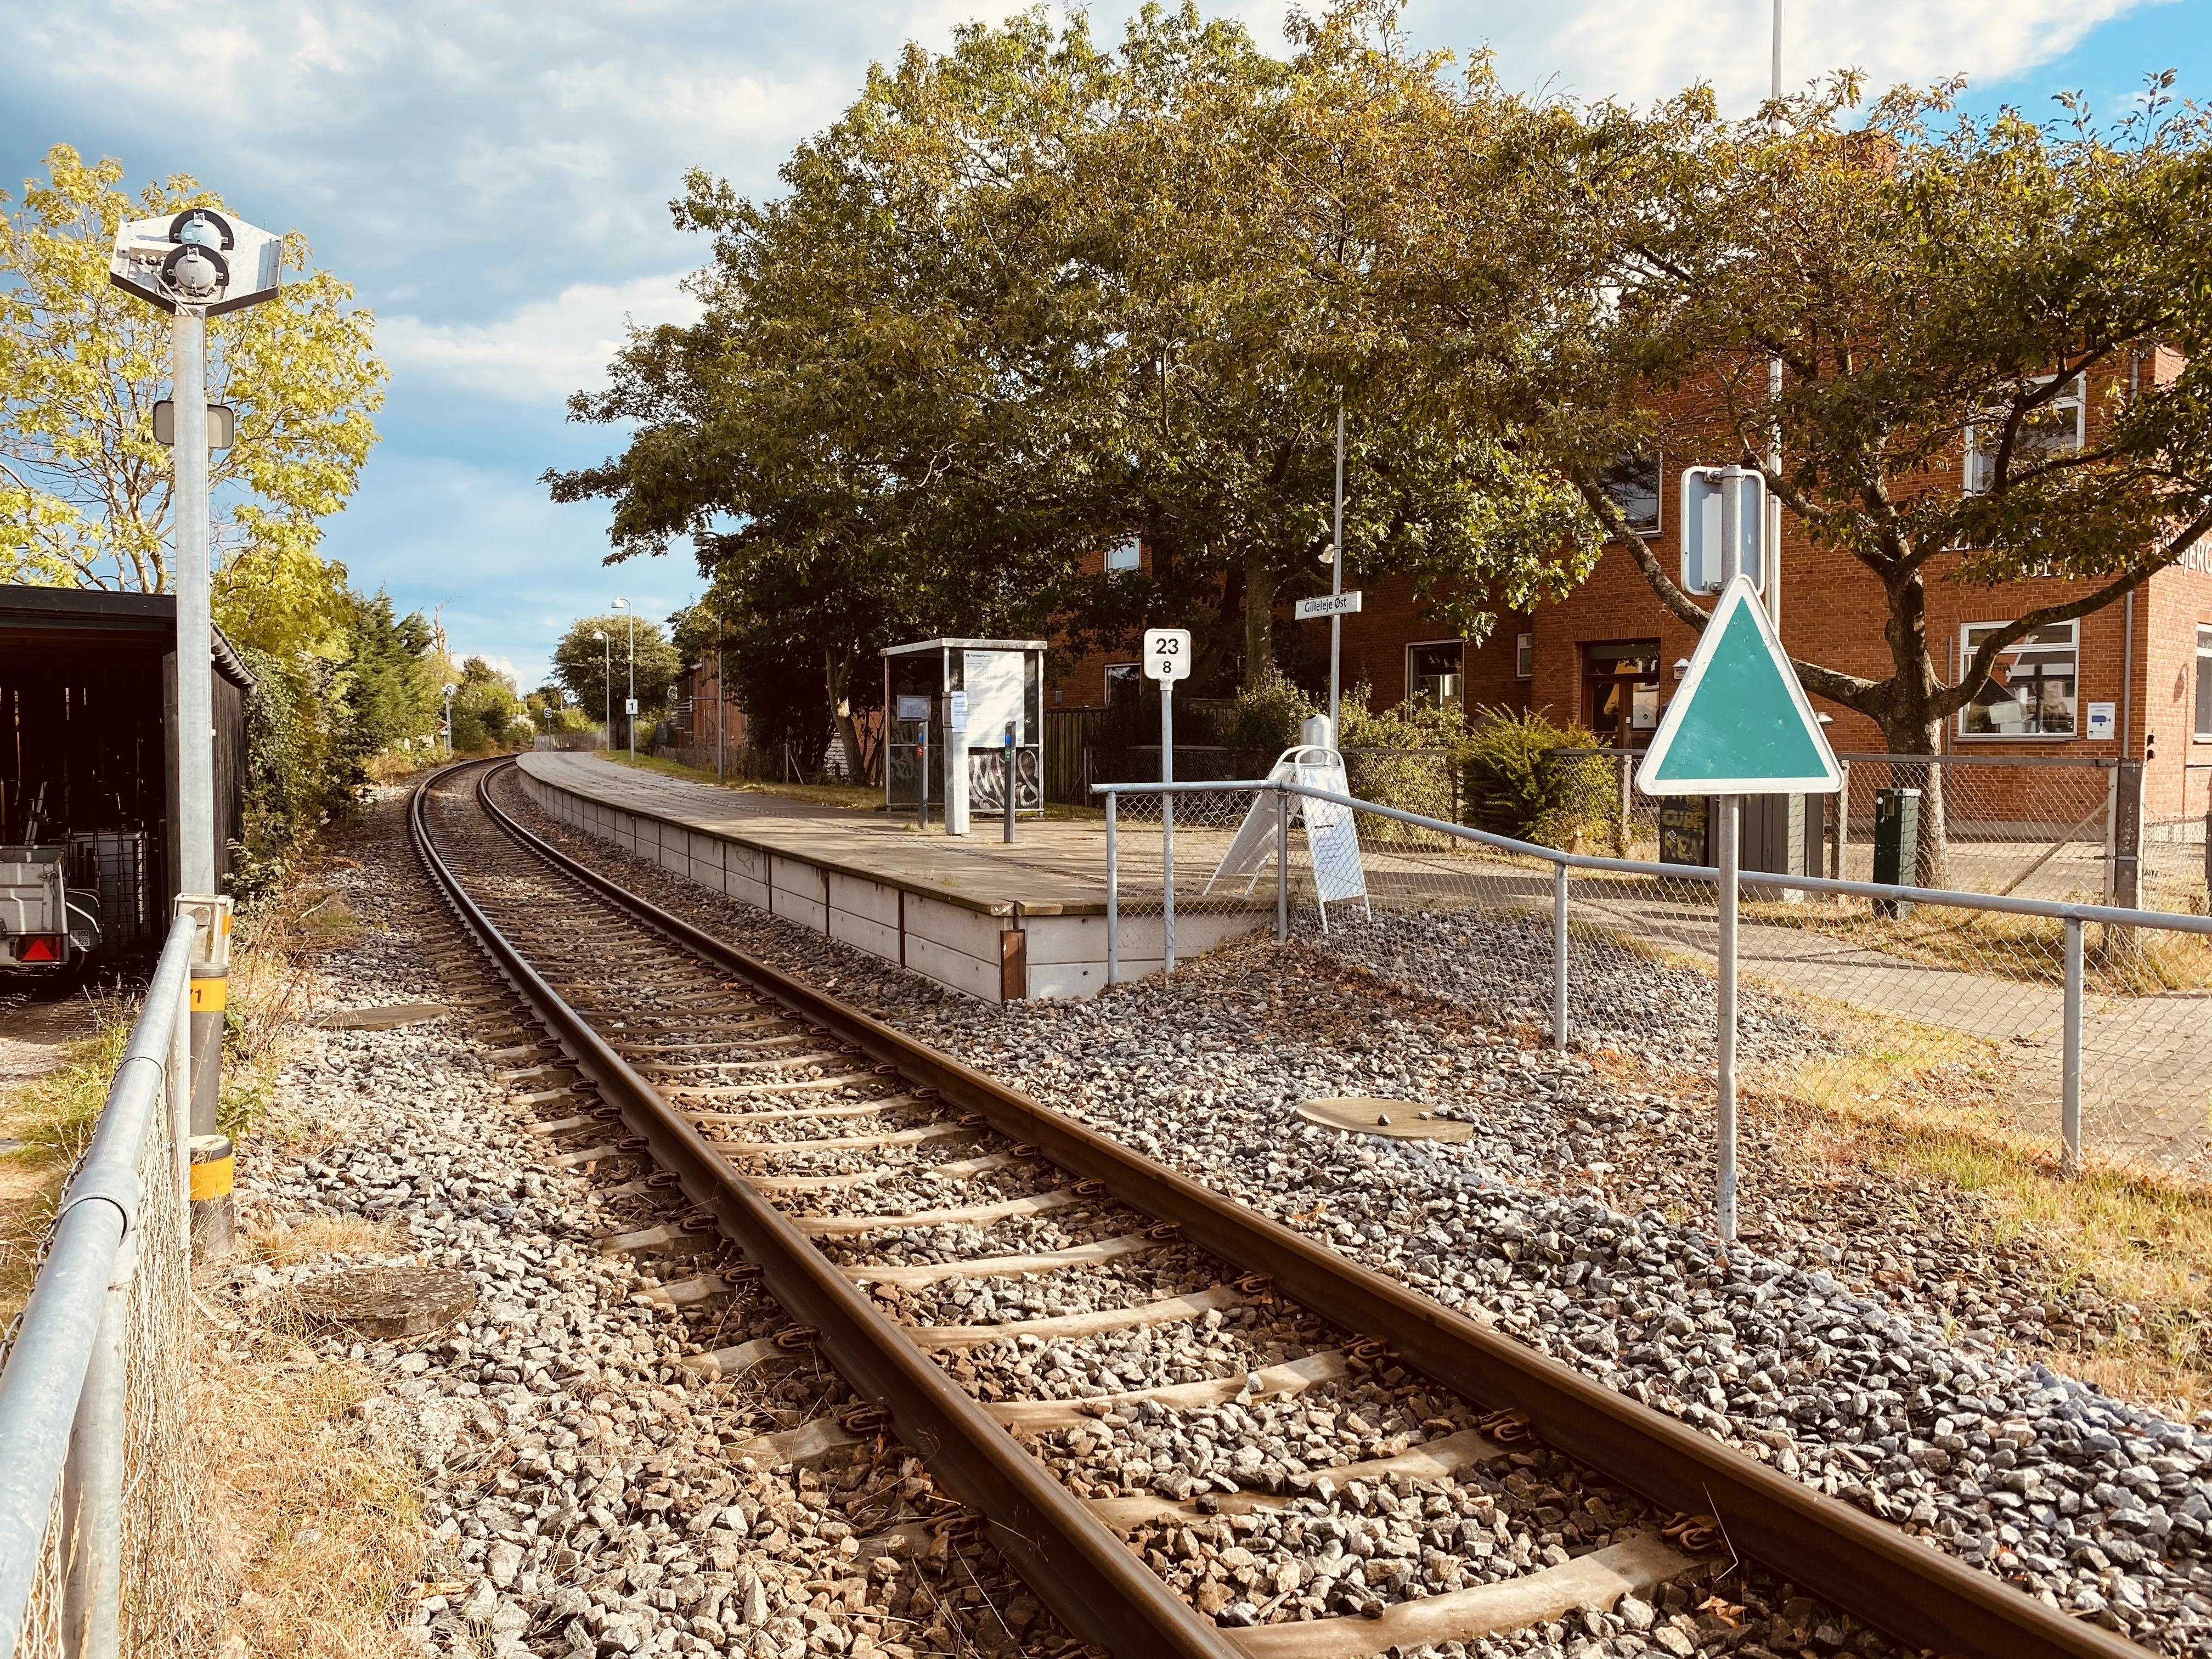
[59,1238,132,1659]
[1831,758,1850,880]
[1615,753,1631,857]
[2063,916,2084,1176]
[1104,791,1119,986]
[1551,863,1570,1049]
[1275,785,1289,943]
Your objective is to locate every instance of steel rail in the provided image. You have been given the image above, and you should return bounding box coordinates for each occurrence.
[479,760,2144,1659]
[409,762,1240,1659]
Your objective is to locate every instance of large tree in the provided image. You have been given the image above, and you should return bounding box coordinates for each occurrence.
[551,614,682,749]
[0,145,387,655]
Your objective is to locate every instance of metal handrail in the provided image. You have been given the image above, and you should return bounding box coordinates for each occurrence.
[0,912,196,1659]
[1095,777,2207,1170]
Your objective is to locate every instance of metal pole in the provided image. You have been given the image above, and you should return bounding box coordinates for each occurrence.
[1330,386,1345,739]
[1716,794,1741,1243]
[1764,0,1784,629]
[627,613,636,759]
[172,309,215,895]
[1002,721,1017,844]
[715,624,725,782]
[59,1243,130,1659]
[1105,791,1119,985]
[1161,683,1176,975]
[1551,862,1570,1050]
[917,727,929,832]
[1275,785,1289,942]
[601,634,611,751]
[2063,916,2084,1175]
[1832,758,1850,879]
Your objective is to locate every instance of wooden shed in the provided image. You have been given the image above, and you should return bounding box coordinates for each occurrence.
[1,585,253,956]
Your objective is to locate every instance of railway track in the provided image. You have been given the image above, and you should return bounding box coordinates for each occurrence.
[412,758,2140,1659]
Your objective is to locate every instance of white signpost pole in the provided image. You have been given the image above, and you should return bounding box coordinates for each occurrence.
[1636,526,1837,1248]
[1143,629,1190,975]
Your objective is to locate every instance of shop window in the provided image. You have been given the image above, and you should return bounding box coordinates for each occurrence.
[1583,640,1662,748]
[1959,620,2078,737]
[1966,374,2083,494]
[1408,641,1464,707]
[2196,624,2212,740]
[1105,537,1142,572]
[1598,453,1662,538]
[1515,633,1533,680]
[1105,663,1141,704]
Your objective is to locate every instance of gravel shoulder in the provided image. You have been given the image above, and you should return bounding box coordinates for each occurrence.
[495,768,2212,1656]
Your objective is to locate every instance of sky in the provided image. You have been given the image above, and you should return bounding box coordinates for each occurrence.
[3,0,2205,690]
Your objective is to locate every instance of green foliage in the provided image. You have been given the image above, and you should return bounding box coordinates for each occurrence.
[1339,682,1470,751]
[0,144,385,630]
[342,591,439,758]
[1221,671,1318,771]
[551,615,681,749]
[1458,706,1613,850]
[449,657,528,753]
[232,645,345,909]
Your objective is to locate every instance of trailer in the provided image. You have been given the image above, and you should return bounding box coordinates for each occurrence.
[0,585,252,971]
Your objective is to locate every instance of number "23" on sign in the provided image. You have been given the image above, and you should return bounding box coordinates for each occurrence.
[1142,627,1191,682]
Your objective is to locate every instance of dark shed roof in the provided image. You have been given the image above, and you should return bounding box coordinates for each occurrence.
[0,584,257,688]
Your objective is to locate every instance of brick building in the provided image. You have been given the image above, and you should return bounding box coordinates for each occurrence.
[1052,463,2212,834]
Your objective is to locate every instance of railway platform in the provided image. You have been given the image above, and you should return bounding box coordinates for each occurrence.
[514,752,1253,1002]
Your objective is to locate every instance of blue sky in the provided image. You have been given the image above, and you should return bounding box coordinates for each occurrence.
[2,0,2202,689]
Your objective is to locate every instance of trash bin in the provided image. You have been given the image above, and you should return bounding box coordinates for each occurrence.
[1872,786,1920,918]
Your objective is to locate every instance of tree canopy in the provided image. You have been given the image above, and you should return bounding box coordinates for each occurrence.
[551,614,683,749]
[0,145,388,657]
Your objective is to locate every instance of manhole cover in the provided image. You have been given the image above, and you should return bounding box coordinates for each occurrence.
[308,1003,450,1031]
[296,1265,478,1338]
[1295,1097,1473,1143]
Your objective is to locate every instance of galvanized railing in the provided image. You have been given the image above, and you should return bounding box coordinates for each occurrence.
[1097,778,2212,1177]
[0,915,198,1659]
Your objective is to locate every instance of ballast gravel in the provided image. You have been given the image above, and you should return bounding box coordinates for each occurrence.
[213,792,1074,1659]
[498,770,2212,1656]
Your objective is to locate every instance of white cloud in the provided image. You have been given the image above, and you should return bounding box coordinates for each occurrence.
[380,274,703,403]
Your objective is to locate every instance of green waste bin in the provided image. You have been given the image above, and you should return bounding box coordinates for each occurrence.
[1873,786,1920,918]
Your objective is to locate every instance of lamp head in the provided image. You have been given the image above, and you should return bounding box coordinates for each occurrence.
[593,629,606,641]
[611,597,629,612]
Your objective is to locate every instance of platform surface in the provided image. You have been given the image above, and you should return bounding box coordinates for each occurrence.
[518,752,1124,915]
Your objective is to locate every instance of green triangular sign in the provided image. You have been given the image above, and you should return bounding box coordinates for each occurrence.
[1635,576,1841,795]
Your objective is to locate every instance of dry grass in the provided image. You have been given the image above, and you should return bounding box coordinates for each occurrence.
[242,1212,405,1267]
[1751,1002,2212,1416]
[0,997,137,1326]
[1740,893,2212,995]
[198,1335,427,1659]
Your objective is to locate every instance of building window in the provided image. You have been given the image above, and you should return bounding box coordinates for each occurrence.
[2197,624,2212,740]
[1598,453,1662,538]
[1408,641,1464,707]
[1966,374,2084,494]
[1515,633,1533,680]
[1583,640,1662,748]
[1105,537,1142,572]
[1104,663,1141,704]
[1959,620,2078,737]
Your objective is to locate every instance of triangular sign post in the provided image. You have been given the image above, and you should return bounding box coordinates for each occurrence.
[1636,575,1840,798]
[1629,574,1838,1251]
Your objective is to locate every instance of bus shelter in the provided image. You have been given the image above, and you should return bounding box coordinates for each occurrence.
[881,638,1046,832]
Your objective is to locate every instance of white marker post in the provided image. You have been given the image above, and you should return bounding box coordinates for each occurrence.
[1143,628,1191,972]
[1637,556,1839,1244]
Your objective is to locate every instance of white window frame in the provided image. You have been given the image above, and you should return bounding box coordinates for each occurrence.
[1956,619,2080,740]
[1104,537,1142,573]
[1515,632,1533,680]
[1406,639,1465,707]
[1598,452,1663,540]
[1965,373,2084,494]
[1104,662,1140,703]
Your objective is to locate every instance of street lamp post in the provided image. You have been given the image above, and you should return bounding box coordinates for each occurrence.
[106,206,283,901]
[612,598,635,758]
[442,683,457,755]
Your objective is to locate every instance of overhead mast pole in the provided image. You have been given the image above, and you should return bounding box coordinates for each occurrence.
[1764,0,1785,628]
[1330,386,1345,741]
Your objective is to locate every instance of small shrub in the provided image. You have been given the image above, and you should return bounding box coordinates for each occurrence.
[1460,706,1616,848]
[1222,672,1320,772]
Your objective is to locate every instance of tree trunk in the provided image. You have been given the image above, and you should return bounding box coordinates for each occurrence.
[1242,551,1277,690]
[825,650,864,783]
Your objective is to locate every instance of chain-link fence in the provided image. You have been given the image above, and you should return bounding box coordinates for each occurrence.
[1100,778,2212,1182]
[0,916,208,1659]
[1545,748,2212,921]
